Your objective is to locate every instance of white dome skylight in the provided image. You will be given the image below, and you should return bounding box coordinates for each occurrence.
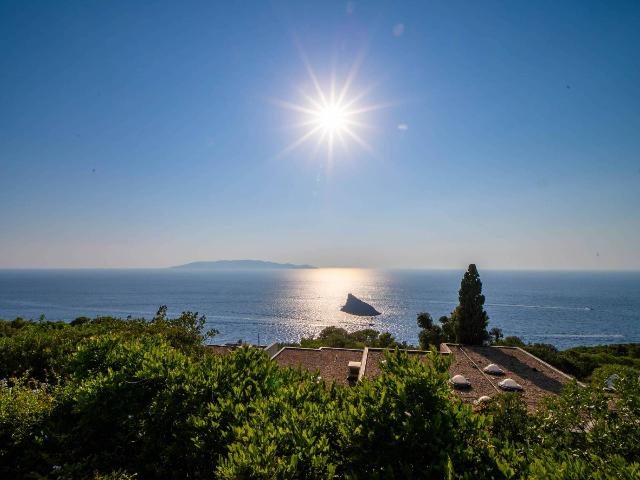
[483,363,504,375]
[474,396,492,405]
[498,378,523,391]
[450,374,471,389]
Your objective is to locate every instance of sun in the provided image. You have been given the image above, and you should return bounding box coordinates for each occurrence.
[275,81,370,158]
[272,56,386,161]
[316,103,348,133]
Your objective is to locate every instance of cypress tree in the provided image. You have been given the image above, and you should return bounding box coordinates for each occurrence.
[451,264,489,345]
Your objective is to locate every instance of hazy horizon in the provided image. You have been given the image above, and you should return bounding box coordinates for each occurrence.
[1,260,640,272]
[1,1,639,270]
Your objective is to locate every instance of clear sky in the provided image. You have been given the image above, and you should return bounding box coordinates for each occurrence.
[1,0,639,269]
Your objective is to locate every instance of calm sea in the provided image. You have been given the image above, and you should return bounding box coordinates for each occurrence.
[0,269,638,349]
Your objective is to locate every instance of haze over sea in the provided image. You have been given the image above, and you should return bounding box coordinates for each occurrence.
[0,268,638,350]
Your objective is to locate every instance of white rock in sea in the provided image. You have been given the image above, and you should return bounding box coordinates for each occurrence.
[498,378,523,391]
[483,363,504,375]
[450,374,471,389]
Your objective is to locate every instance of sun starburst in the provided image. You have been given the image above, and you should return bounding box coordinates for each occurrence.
[273,57,385,163]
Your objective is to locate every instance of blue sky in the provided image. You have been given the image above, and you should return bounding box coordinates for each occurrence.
[1,0,639,269]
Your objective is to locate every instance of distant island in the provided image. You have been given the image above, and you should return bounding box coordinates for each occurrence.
[171,260,316,270]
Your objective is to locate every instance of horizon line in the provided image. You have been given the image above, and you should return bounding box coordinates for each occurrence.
[1,266,639,273]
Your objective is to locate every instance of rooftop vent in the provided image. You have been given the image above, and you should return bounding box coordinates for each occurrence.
[474,395,492,405]
[348,361,361,380]
[498,378,523,391]
[483,363,504,375]
[450,374,471,389]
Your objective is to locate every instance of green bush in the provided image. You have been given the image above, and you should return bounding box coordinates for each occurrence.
[0,377,57,478]
[527,453,640,479]
[480,393,532,445]
[0,331,505,479]
[298,326,406,349]
[218,351,501,479]
[0,307,216,383]
[0,322,87,381]
[480,377,640,479]
[1,312,639,479]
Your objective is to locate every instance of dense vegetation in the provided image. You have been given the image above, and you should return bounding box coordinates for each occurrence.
[1,312,639,479]
[296,326,409,349]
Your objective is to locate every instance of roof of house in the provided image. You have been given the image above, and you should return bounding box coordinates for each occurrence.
[270,346,431,385]
[205,342,578,409]
[271,347,364,386]
[441,343,577,409]
[359,347,431,379]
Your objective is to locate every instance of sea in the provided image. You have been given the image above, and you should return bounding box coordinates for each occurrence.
[0,268,639,350]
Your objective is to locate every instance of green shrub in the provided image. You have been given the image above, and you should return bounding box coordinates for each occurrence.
[0,322,85,381]
[0,307,216,383]
[219,351,503,479]
[1,311,639,479]
[0,377,57,477]
[481,393,532,445]
[217,376,343,479]
[298,326,406,349]
[337,352,499,479]
[92,471,138,480]
[529,375,640,476]
[527,453,640,479]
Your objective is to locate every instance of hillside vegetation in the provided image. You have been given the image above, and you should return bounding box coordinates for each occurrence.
[1,311,639,479]
[295,326,409,350]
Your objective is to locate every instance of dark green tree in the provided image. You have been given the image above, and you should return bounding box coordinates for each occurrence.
[489,327,503,344]
[417,313,458,349]
[299,326,403,349]
[439,315,456,342]
[417,312,442,349]
[450,264,490,345]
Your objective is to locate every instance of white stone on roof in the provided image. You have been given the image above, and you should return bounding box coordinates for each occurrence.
[474,395,492,405]
[498,378,523,391]
[483,363,504,375]
[450,374,471,389]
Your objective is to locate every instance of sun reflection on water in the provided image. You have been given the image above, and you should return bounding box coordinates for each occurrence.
[283,268,390,340]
